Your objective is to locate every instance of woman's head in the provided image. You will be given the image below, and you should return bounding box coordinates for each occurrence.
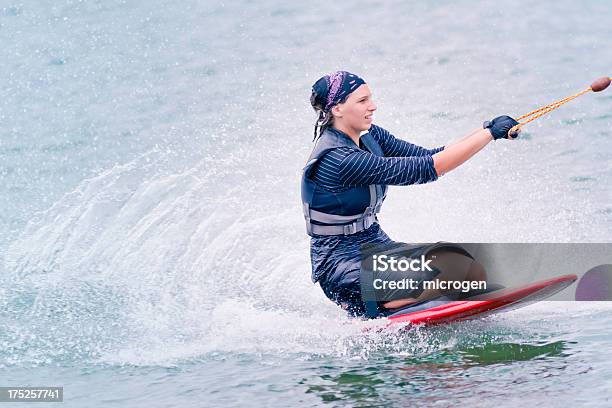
[310,71,376,141]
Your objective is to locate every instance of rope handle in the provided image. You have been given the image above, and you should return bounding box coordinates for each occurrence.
[508,76,611,138]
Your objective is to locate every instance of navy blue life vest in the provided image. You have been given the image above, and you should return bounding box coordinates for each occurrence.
[301,127,388,237]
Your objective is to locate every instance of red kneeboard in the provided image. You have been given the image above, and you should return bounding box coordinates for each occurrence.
[387,274,577,326]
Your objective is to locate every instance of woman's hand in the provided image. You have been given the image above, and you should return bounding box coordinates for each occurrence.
[484,115,520,140]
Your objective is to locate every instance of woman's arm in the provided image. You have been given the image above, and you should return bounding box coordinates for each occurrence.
[432,115,520,176]
[371,125,444,157]
[442,127,482,149]
[311,147,439,188]
[432,128,493,176]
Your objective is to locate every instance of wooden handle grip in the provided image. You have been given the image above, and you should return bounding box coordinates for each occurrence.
[591,77,611,92]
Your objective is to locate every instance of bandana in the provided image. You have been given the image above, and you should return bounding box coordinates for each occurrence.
[312,71,366,112]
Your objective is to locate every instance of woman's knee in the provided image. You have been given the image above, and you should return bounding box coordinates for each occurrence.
[427,249,487,282]
[467,261,487,282]
[427,250,472,279]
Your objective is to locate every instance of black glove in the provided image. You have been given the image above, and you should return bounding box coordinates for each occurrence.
[483,115,520,140]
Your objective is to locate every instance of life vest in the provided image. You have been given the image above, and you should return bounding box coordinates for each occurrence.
[301,127,388,237]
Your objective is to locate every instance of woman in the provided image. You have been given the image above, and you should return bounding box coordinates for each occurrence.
[301,71,520,318]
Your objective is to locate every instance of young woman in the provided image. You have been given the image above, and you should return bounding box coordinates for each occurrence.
[301,71,520,318]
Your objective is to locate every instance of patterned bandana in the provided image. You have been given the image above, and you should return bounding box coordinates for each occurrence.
[313,71,366,112]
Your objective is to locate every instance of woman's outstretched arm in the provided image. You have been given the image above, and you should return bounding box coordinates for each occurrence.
[432,128,492,176]
[433,116,519,176]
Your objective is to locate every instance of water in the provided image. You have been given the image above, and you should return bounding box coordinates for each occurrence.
[1,0,611,406]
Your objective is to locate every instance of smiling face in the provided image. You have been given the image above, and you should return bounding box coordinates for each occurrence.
[331,84,377,137]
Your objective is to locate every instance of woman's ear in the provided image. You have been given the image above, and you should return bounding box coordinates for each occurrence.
[331,104,343,118]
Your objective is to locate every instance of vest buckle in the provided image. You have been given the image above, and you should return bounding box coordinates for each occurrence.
[363,215,373,229]
[343,223,357,235]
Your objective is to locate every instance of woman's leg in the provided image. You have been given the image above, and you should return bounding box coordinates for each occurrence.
[383,249,487,309]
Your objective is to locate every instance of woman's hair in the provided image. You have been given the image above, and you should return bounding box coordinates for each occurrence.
[310,89,334,142]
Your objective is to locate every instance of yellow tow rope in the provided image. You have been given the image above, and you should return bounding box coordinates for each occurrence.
[508,76,612,138]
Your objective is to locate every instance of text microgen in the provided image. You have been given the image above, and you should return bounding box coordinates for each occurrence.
[372,278,487,293]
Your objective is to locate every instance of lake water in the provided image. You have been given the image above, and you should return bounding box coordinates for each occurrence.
[1,0,611,406]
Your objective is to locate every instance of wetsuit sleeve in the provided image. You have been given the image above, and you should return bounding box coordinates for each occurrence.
[334,148,439,186]
[372,124,444,157]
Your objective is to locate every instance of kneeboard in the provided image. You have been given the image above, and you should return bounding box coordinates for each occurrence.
[387,274,577,326]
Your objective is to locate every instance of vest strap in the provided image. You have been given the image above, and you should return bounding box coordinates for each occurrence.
[302,203,313,235]
[309,208,365,224]
[308,212,378,236]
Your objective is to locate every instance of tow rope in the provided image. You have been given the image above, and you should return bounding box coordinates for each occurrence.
[509,76,611,137]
